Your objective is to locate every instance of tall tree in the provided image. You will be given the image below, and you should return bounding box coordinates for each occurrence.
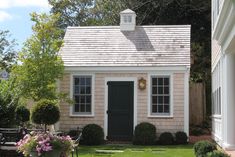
[0,30,17,71]
[12,13,64,101]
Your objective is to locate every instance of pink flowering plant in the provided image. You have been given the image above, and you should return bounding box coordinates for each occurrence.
[16,132,75,156]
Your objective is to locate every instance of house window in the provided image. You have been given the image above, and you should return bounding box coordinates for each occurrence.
[123,15,132,23]
[212,61,222,115]
[151,76,171,115]
[73,76,92,114]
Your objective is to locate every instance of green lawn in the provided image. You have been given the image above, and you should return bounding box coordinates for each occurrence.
[72,144,195,157]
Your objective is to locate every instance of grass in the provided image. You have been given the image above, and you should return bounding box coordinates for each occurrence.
[71,144,195,157]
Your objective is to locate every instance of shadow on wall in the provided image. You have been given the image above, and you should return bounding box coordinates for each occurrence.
[121,27,155,51]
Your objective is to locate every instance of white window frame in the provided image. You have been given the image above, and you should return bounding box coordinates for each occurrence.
[123,15,132,23]
[212,60,222,116]
[148,73,173,118]
[70,73,95,117]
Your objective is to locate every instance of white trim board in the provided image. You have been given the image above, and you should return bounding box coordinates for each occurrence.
[65,66,189,72]
[184,69,190,136]
[104,77,137,140]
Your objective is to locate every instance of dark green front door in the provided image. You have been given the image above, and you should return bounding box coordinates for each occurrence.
[107,81,134,141]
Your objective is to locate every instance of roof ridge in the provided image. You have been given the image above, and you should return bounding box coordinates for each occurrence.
[67,25,191,29]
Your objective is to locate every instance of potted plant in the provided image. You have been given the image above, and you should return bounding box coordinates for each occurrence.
[17,99,75,156]
[17,132,75,157]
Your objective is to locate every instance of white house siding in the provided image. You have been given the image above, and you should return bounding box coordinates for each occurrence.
[58,72,186,137]
[212,0,235,150]
[211,40,222,144]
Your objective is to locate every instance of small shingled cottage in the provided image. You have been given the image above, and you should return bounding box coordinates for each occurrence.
[57,9,191,141]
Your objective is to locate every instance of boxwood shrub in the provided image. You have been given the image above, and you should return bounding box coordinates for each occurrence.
[81,124,104,145]
[207,150,230,157]
[15,105,30,123]
[175,131,188,144]
[159,132,174,145]
[193,141,216,157]
[31,99,60,126]
[133,122,156,145]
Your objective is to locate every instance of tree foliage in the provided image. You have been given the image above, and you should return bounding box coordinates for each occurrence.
[12,13,64,101]
[31,99,60,131]
[15,105,30,124]
[0,80,18,127]
[0,30,17,71]
[31,99,60,125]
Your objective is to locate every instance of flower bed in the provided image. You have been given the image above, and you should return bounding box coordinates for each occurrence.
[16,132,75,157]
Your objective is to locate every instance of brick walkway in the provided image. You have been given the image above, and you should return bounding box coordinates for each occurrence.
[226,150,235,157]
[189,135,212,144]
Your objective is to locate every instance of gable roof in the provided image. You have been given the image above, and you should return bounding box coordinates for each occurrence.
[120,9,135,14]
[60,25,191,67]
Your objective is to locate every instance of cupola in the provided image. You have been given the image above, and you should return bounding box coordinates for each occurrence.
[120,9,136,31]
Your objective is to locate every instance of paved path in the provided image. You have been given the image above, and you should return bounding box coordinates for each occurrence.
[226,150,235,157]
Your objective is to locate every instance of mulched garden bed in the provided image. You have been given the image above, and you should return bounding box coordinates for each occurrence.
[189,135,212,144]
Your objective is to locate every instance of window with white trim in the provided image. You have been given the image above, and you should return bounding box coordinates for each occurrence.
[123,15,132,23]
[73,76,92,114]
[212,60,222,115]
[151,76,171,115]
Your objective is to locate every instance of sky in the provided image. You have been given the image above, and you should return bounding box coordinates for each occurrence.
[0,0,51,49]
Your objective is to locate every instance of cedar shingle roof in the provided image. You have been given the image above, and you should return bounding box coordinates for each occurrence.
[60,25,190,67]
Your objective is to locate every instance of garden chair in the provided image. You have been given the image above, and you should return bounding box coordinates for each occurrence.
[71,128,83,157]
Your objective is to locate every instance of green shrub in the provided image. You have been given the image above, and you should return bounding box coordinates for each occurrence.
[81,124,104,145]
[15,105,30,124]
[67,129,79,140]
[0,93,17,127]
[194,141,216,157]
[175,131,188,144]
[207,150,230,157]
[133,122,156,145]
[31,99,60,130]
[191,127,204,136]
[159,132,174,145]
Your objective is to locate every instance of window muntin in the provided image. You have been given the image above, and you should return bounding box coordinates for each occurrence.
[73,76,92,114]
[123,15,132,23]
[128,16,132,22]
[151,76,171,115]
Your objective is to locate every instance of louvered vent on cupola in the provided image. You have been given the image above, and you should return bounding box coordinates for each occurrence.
[120,9,136,31]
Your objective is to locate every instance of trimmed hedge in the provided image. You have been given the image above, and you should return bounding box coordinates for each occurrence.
[159,132,174,145]
[133,122,156,145]
[194,141,216,157]
[81,124,104,145]
[31,99,60,126]
[175,131,188,144]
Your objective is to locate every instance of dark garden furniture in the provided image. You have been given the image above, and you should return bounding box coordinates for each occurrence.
[71,128,83,157]
[0,128,23,157]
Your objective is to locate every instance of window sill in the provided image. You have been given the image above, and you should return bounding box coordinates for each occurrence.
[69,114,94,118]
[211,115,222,119]
[148,115,173,118]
